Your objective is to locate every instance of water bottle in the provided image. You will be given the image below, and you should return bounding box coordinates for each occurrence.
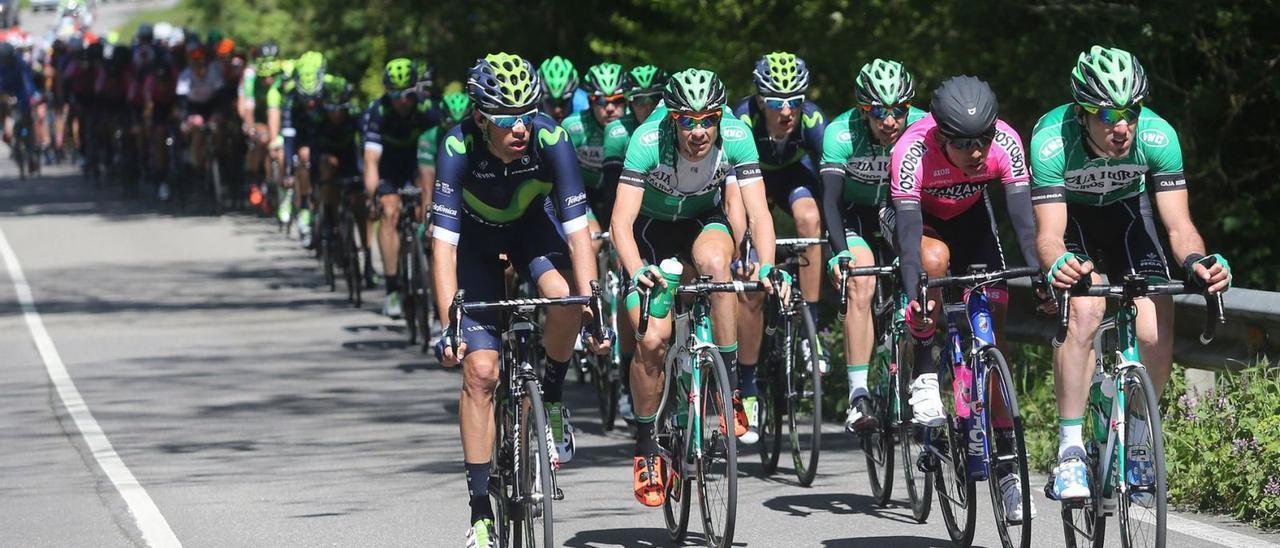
[952,364,973,419]
[1089,371,1116,443]
[649,258,683,319]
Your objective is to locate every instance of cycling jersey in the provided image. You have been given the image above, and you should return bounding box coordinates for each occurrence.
[431,113,589,244]
[0,61,37,112]
[889,113,1038,298]
[618,112,761,221]
[176,64,224,105]
[242,72,283,124]
[561,109,609,189]
[601,109,649,184]
[819,106,927,254]
[94,66,131,106]
[281,90,327,176]
[363,95,438,185]
[1029,103,1186,206]
[731,97,826,171]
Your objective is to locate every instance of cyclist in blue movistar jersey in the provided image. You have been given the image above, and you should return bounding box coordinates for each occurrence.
[431,53,607,548]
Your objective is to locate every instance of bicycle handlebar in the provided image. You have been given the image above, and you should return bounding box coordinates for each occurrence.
[1051,269,1226,348]
[634,276,767,340]
[838,261,897,322]
[924,266,1043,290]
[446,281,606,355]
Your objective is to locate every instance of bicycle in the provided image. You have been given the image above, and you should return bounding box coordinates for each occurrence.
[755,237,824,487]
[576,231,624,431]
[393,186,432,350]
[315,176,361,294]
[914,265,1041,548]
[445,282,606,547]
[842,258,934,522]
[639,275,765,548]
[11,105,38,180]
[1050,272,1224,548]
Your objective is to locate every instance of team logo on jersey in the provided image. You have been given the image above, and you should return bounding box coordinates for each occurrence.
[721,126,747,141]
[1038,136,1064,161]
[802,112,824,129]
[1063,165,1147,193]
[538,126,569,147]
[565,192,588,207]
[609,125,628,138]
[926,181,987,201]
[836,130,853,144]
[993,130,1027,178]
[445,135,469,157]
[640,129,660,146]
[896,140,927,191]
[1139,129,1170,148]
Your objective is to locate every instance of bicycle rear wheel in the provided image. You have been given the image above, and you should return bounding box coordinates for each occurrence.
[589,354,620,431]
[786,301,822,487]
[696,348,737,548]
[659,364,691,543]
[863,355,895,506]
[1117,366,1166,548]
[982,348,1032,548]
[412,238,432,351]
[400,247,418,345]
[898,339,933,522]
[516,379,555,546]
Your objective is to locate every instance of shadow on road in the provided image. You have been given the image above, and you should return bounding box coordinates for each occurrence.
[763,491,922,525]
[822,535,989,548]
[562,526,734,548]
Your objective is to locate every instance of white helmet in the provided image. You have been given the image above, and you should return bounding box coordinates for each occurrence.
[154,22,173,43]
[168,28,185,48]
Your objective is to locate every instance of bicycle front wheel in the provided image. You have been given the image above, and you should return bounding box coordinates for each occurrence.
[696,348,737,548]
[659,363,692,543]
[981,348,1032,548]
[517,379,555,547]
[1117,366,1166,548]
[758,353,783,475]
[898,339,933,523]
[933,359,977,546]
[786,301,823,487]
[863,354,895,506]
[412,238,432,351]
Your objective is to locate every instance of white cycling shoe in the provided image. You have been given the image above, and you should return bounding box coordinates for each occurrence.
[908,373,946,427]
[1000,473,1037,524]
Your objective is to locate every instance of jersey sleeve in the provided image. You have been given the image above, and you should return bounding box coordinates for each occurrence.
[992,120,1030,186]
[602,119,629,165]
[619,122,660,188]
[265,82,282,109]
[1028,110,1068,205]
[417,126,439,167]
[363,102,383,153]
[721,117,761,186]
[1140,111,1186,192]
[820,112,853,174]
[430,126,467,245]
[538,120,590,235]
[241,70,255,101]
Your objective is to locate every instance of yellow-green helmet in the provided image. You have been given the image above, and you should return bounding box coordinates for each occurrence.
[538,55,578,101]
[752,51,810,96]
[295,51,326,97]
[468,52,541,111]
[383,58,417,92]
[1071,45,1148,109]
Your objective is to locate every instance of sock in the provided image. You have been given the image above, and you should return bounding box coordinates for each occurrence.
[995,428,1016,477]
[620,353,633,393]
[913,340,936,376]
[738,362,757,398]
[847,364,869,399]
[542,356,570,403]
[465,461,493,522]
[1058,416,1085,461]
[385,275,400,294]
[635,415,658,456]
[718,344,738,395]
[806,303,820,328]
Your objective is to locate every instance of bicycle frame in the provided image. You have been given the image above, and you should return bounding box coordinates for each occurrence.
[501,307,563,499]
[1091,299,1142,508]
[656,293,717,463]
[929,284,999,481]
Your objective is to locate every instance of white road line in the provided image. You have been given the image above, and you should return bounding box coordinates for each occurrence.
[0,227,182,548]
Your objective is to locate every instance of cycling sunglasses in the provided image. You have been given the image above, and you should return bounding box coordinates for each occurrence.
[859,102,910,121]
[763,94,805,111]
[480,108,537,129]
[592,93,626,107]
[627,93,660,107]
[1081,104,1141,125]
[387,88,418,101]
[670,111,722,130]
[942,127,997,151]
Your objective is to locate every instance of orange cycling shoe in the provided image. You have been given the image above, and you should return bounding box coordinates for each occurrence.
[633,455,666,507]
[248,184,264,206]
[732,396,749,438]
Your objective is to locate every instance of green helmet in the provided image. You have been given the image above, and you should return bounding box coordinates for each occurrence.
[582,63,625,96]
[442,92,473,124]
[1071,46,1148,109]
[625,64,668,98]
[383,58,417,92]
[752,52,810,96]
[855,59,915,106]
[257,58,282,79]
[538,56,578,101]
[663,68,726,113]
[324,74,354,105]
[295,51,326,97]
[468,52,541,111]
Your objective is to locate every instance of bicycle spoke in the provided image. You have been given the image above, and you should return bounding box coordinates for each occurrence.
[1117,367,1166,548]
[696,349,736,548]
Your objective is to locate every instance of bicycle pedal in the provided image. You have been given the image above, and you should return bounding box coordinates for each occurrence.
[916,451,937,474]
[553,487,564,501]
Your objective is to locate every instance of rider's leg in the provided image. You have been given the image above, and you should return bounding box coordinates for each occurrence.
[907,236,949,425]
[844,241,876,397]
[694,226,739,387]
[790,195,823,324]
[460,348,500,521]
[378,192,403,295]
[628,293,674,457]
[735,292,764,398]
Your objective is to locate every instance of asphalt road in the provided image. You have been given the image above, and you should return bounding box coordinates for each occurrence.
[3,3,1280,547]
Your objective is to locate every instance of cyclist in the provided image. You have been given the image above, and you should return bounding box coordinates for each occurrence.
[613,68,782,506]
[308,74,365,265]
[417,90,471,174]
[600,64,668,424]
[363,58,437,318]
[889,75,1040,522]
[240,41,283,206]
[0,42,39,173]
[142,61,178,195]
[176,41,224,187]
[730,51,826,442]
[430,52,605,547]
[537,55,577,122]
[281,50,327,248]
[563,62,627,246]
[821,59,926,432]
[1030,46,1232,502]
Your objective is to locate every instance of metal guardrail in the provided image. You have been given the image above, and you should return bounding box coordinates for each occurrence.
[1005,279,1278,371]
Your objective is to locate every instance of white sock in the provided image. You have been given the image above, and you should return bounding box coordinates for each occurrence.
[847,364,869,400]
[1058,418,1085,461]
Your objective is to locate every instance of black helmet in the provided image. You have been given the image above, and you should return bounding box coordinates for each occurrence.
[137,23,154,42]
[0,43,15,66]
[257,40,279,60]
[930,75,998,139]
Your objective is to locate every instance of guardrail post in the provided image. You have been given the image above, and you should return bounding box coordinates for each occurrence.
[1185,368,1216,396]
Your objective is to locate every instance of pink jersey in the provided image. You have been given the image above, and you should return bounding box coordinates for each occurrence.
[889,114,1029,220]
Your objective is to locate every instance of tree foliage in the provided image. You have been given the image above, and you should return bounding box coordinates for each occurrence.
[180,0,1280,288]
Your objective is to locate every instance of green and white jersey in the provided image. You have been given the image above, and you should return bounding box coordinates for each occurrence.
[1030,103,1186,206]
[819,106,927,207]
[602,111,646,171]
[562,110,608,189]
[618,114,761,221]
[417,126,440,168]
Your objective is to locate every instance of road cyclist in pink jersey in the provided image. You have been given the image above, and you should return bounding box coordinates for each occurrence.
[888,75,1043,523]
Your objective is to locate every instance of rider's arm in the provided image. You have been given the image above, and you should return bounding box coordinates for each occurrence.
[613,124,659,279]
[542,118,597,297]
[889,135,926,298]
[992,121,1040,268]
[430,129,467,329]
[600,119,627,190]
[1140,119,1212,277]
[266,84,282,142]
[416,126,437,205]
[282,97,297,177]
[724,117,776,267]
[362,103,383,197]
[818,115,853,255]
[238,69,254,123]
[1154,189,1208,271]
